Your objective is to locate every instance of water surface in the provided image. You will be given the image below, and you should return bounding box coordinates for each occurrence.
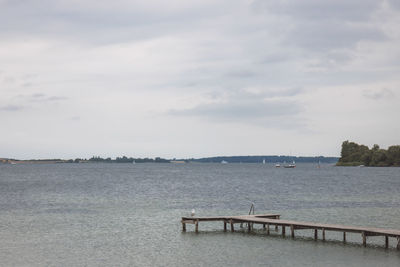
[1,163,400,266]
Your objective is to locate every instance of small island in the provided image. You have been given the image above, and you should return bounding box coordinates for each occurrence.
[337,140,400,167]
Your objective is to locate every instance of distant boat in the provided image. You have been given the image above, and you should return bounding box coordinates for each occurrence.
[221,160,228,164]
[263,159,266,164]
[275,163,281,168]
[283,161,296,168]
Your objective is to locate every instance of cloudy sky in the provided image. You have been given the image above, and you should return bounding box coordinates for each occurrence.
[1,0,399,159]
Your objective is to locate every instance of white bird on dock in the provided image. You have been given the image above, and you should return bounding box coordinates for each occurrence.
[191,209,195,217]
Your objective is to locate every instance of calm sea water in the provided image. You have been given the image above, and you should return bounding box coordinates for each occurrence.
[1,163,400,266]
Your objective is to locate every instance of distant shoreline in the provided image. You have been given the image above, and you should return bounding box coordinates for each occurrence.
[0,155,338,165]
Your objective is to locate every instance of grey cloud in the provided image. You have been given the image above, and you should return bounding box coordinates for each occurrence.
[170,98,306,130]
[70,116,80,121]
[289,21,385,51]
[387,0,400,9]
[170,89,302,120]
[363,88,395,100]
[258,54,290,64]
[22,82,33,87]
[47,96,68,101]
[253,0,380,21]
[27,94,68,102]
[9,94,68,108]
[0,0,226,44]
[224,70,257,78]
[32,93,45,98]
[252,0,386,53]
[265,87,304,98]
[0,105,24,111]
[2,76,15,83]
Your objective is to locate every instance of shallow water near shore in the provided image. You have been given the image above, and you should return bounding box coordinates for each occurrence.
[1,163,400,266]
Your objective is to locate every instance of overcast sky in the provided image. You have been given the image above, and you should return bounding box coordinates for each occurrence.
[1,0,400,159]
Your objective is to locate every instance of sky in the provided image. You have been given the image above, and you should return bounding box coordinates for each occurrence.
[1,0,400,159]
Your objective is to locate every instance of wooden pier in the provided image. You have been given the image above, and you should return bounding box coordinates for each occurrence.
[181,214,400,250]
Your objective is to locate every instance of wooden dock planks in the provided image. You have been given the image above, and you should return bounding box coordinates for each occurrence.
[181,214,400,250]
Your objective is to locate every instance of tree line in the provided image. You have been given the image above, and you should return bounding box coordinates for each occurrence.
[68,156,170,163]
[337,141,400,166]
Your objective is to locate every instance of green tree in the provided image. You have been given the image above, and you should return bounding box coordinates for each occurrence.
[387,145,400,166]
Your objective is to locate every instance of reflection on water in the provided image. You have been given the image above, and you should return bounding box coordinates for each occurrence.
[1,163,400,266]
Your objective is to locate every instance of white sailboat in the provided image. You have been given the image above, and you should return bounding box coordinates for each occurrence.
[283,161,296,168]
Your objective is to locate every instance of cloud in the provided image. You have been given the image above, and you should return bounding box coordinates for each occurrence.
[47,96,68,101]
[172,100,300,119]
[0,1,399,158]
[169,89,305,129]
[32,93,45,98]
[0,105,24,111]
[224,69,257,78]
[252,0,387,54]
[363,88,395,99]
[387,0,400,10]
[69,116,80,121]
[23,94,68,102]
[0,0,229,44]
[0,93,68,114]
[253,0,380,21]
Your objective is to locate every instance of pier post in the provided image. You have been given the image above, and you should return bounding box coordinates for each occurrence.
[263,223,266,229]
[195,219,199,233]
[290,225,295,238]
[343,232,346,243]
[182,221,186,232]
[230,219,234,232]
[385,236,389,249]
[275,225,278,231]
[248,222,251,232]
[314,229,318,240]
[267,223,270,235]
[322,228,325,241]
[362,232,366,247]
[224,221,227,232]
[397,237,400,250]
[282,225,285,237]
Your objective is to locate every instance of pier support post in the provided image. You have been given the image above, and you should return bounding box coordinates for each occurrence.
[263,223,266,229]
[182,221,186,232]
[343,232,346,243]
[397,237,400,250]
[267,223,270,235]
[322,228,325,241]
[362,232,366,247]
[224,221,227,232]
[195,220,199,233]
[248,222,251,232]
[275,225,278,231]
[282,226,285,237]
[230,219,234,232]
[314,229,318,240]
[291,225,295,238]
[385,236,389,249]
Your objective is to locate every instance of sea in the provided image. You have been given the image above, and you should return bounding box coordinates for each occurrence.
[1,163,400,266]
